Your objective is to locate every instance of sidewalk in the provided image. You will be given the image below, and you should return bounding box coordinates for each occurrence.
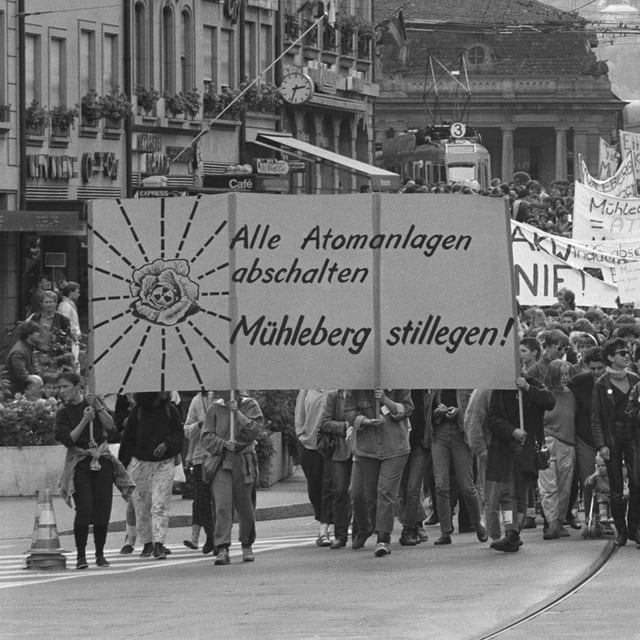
[0,466,312,540]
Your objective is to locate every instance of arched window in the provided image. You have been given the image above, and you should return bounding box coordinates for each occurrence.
[161,5,175,94]
[134,1,148,88]
[181,8,194,92]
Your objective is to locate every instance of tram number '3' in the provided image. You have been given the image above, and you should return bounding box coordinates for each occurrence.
[449,122,467,139]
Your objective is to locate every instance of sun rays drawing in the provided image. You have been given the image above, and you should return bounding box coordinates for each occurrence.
[88,194,232,393]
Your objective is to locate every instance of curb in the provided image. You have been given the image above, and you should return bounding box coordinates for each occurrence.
[58,502,314,536]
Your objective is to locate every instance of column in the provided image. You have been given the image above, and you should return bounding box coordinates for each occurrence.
[501,126,514,183]
[573,129,589,183]
[555,127,568,182]
[313,114,324,194]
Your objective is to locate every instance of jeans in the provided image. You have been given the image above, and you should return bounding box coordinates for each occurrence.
[574,437,596,524]
[485,479,512,539]
[332,459,353,541]
[399,445,429,531]
[191,463,213,538]
[299,445,334,523]
[538,436,575,527]
[431,422,482,535]
[352,454,409,536]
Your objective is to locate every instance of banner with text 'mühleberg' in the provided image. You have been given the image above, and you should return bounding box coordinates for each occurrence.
[88,193,518,392]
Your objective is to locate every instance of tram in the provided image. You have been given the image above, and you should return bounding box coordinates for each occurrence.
[379,125,492,191]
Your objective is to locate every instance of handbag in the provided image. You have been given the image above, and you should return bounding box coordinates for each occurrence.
[536,444,550,470]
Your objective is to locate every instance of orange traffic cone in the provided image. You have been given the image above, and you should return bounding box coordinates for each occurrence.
[25,488,67,571]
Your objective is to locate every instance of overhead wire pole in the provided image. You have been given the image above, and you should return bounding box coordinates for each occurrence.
[169,9,329,166]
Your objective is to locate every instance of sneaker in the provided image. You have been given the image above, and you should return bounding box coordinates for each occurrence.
[214,548,230,565]
[566,514,582,530]
[76,555,88,570]
[490,532,520,553]
[202,538,214,555]
[95,556,110,568]
[183,540,198,550]
[433,534,452,545]
[153,542,167,560]
[119,544,134,555]
[140,542,153,557]
[374,542,391,557]
[242,545,255,562]
[523,516,537,529]
[330,538,347,549]
[162,546,172,555]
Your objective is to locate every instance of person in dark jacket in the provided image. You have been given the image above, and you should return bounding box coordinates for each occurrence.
[592,338,640,546]
[487,375,555,552]
[566,346,606,536]
[4,320,40,396]
[119,392,184,560]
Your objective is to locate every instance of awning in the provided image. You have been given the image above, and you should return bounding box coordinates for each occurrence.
[255,132,401,192]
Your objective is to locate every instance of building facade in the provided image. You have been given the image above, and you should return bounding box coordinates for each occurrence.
[374,0,627,186]
[0,0,382,345]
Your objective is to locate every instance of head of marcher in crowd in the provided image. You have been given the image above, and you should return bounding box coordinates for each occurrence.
[561,310,578,331]
[614,296,635,317]
[582,346,606,378]
[572,317,597,337]
[133,391,170,409]
[570,331,598,361]
[40,290,59,316]
[61,281,80,301]
[539,328,570,362]
[42,372,59,400]
[557,287,576,311]
[56,370,83,405]
[546,359,571,391]
[603,337,631,371]
[523,306,547,330]
[519,336,541,371]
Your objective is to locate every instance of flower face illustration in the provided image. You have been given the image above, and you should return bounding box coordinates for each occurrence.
[129,258,200,325]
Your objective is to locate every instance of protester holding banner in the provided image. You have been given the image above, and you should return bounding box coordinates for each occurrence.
[201,391,264,566]
[295,389,334,547]
[592,338,640,546]
[427,389,487,546]
[345,388,413,557]
[119,392,184,560]
[319,389,355,549]
[487,354,555,552]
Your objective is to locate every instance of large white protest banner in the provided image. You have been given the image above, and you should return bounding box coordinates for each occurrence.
[511,221,618,307]
[578,152,637,199]
[572,182,640,243]
[511,220,631,285]
[620,129,640,170]
[89,194,518,392]
[599,137,619,180]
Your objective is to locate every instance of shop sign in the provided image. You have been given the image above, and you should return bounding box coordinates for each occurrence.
[0,210,84,232]
[254,177,290,193]
[288,161,307,172]
[81,152,119,183]
[135,133,163,152]
[255,158,289,175]
[203,174,256,191]
[26,154,77,180]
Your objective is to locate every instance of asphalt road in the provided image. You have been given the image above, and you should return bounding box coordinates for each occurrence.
[2,515,633,640]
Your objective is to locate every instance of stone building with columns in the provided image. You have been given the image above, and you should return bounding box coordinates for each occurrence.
[374,0,626,185]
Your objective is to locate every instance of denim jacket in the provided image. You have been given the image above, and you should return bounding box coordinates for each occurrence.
[344,389,413,460]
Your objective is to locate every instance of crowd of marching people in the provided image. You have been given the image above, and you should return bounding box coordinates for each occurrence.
[292,288,640,556]
[398,176,575,238]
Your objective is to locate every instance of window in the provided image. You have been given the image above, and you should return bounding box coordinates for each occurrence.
[134,1,148,87]
[180,9,194,92]
[0,11,6,107]
[25,34,41,104]
[79,29,96,95]
[203,26,217,87]
[50,37,66,106]
[103,34,118,92]
[219,29,234,87]
[260,24,273,83]
[162,5,175,93]
[245,21,256,80]
[466,45,489,67]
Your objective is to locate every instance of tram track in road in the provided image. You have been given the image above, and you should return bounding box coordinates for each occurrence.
[471,541,618,640]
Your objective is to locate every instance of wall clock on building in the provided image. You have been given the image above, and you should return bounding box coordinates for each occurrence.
[279,72,314,105]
